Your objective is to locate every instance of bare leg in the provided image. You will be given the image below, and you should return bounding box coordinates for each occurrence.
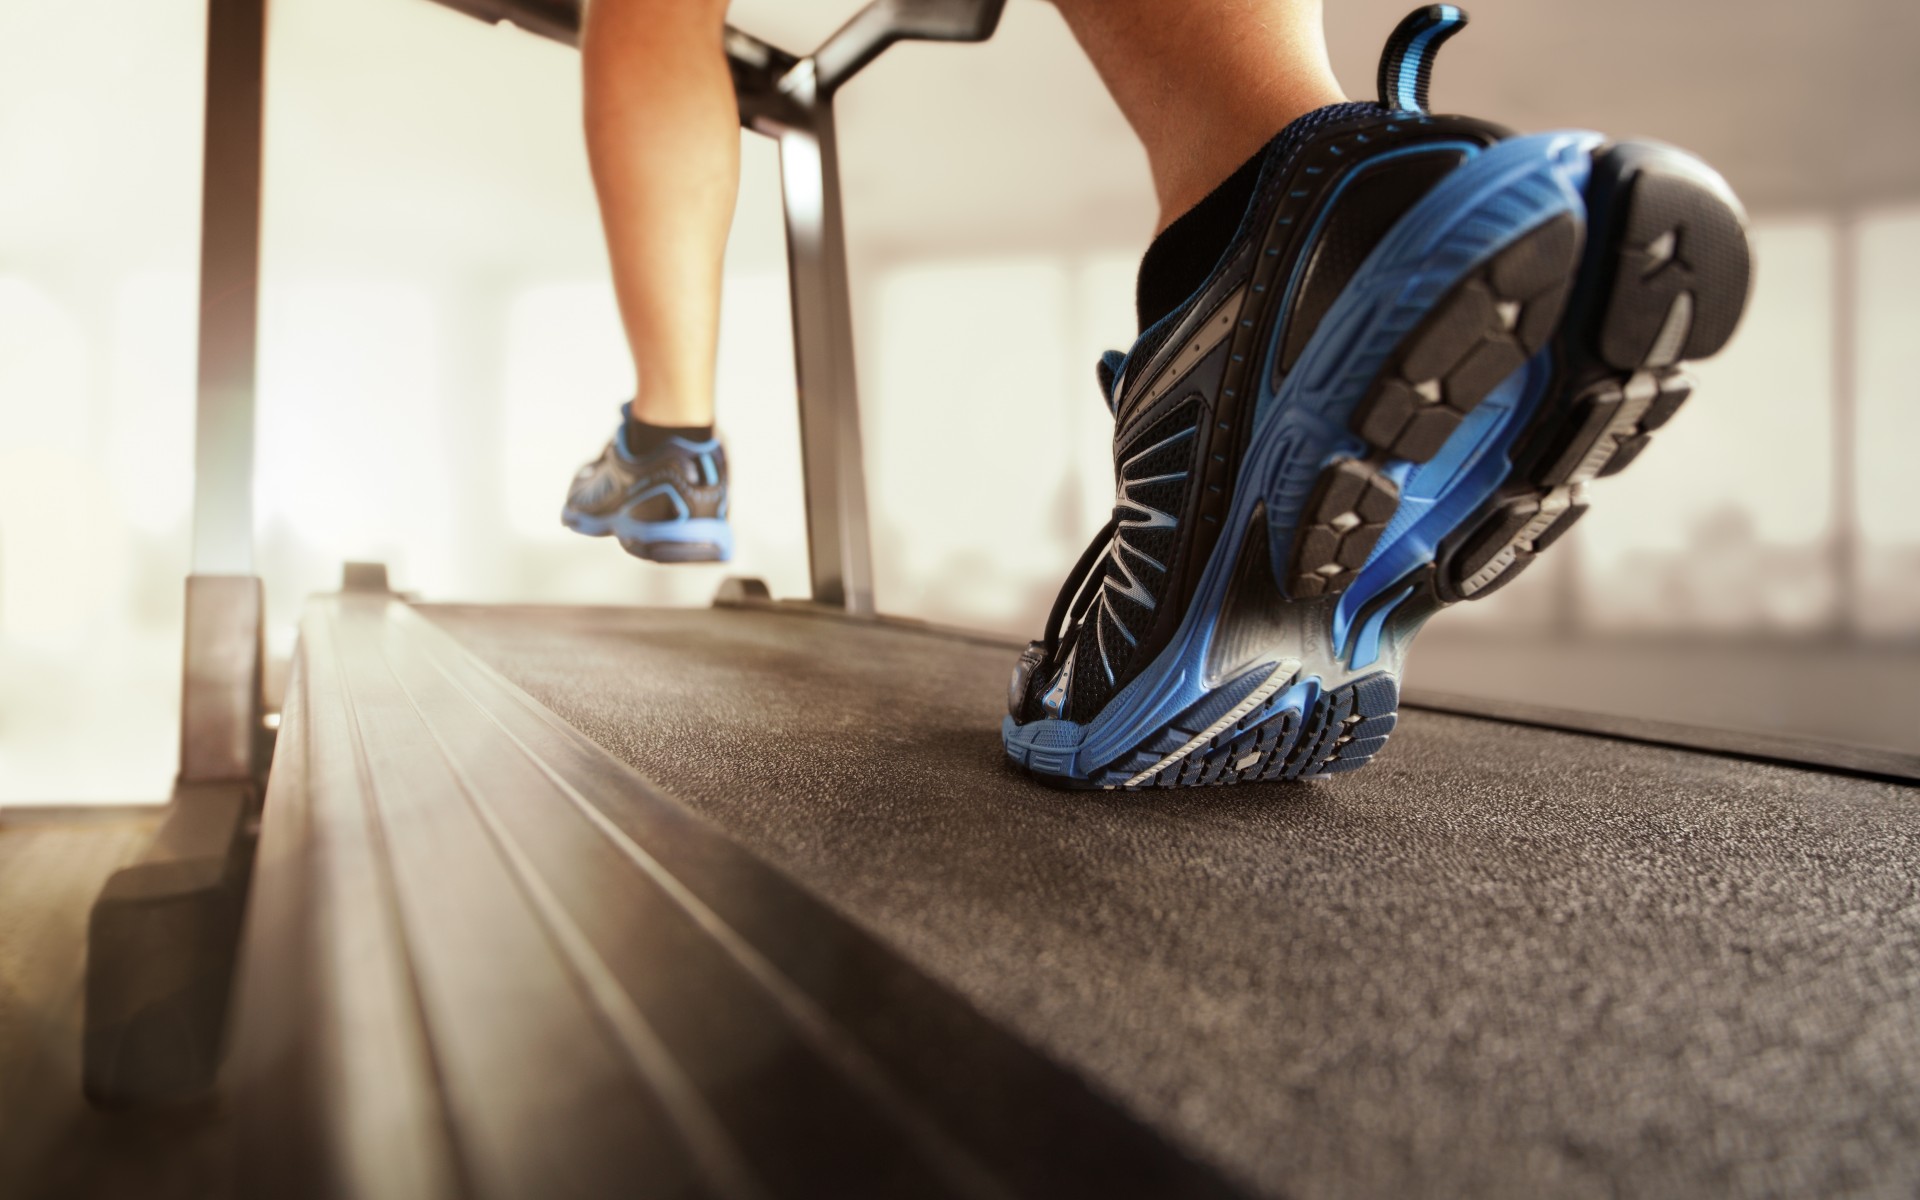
[1049,0,1347,231]
[582,0,737,427]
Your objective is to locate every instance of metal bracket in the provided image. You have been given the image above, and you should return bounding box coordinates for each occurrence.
[180,575,267,784]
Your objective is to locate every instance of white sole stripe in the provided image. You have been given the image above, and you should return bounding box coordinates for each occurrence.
[1120,659,1302,789]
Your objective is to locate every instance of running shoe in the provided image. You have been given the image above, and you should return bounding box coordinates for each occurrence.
[562,403,733,563]
[1003,5,1752,789]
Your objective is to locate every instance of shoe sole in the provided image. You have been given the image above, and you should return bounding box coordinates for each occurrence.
[562,510,734,564]
[618,537,732,564]
[1006,133,1751,789]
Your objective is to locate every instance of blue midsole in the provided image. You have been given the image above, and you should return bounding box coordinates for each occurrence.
[1006,130,1603,780]
[563,509,734,551]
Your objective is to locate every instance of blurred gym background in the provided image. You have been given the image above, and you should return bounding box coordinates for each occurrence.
[2,0,1915,805]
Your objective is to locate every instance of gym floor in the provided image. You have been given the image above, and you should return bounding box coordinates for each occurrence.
[0,809,229,1200]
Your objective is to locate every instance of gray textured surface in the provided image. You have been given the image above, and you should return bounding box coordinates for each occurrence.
[428,603,1920,1200]
[1408,632,1920,761]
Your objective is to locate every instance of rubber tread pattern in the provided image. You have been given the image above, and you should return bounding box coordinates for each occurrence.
[1598,167,1751,370]
[1449,493,1588,599]
[1531,373,1693,489]
[1437,147,1751,601]
[1286,461,1401,598]
[1351,212,1578,463]
[1083,673,1401,790]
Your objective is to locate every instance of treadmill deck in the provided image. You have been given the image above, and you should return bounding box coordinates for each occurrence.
[426,601,1920,1199]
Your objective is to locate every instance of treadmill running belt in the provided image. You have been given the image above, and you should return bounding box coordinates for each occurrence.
[428,600,1920,1199]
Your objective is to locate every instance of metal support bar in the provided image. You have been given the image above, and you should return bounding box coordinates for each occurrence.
[180,0,269,782]
[191,0,267,579]
[766,101,876,614]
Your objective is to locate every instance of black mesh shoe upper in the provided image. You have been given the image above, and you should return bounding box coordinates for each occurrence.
[566,430,728,524]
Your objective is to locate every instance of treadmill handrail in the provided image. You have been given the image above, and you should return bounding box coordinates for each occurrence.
[811,0,1008,94]
[417,0,1008,98]
[426,0,581,46]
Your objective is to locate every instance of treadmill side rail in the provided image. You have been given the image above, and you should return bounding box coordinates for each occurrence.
[769,107,878,614]
[223,596,1245,1199]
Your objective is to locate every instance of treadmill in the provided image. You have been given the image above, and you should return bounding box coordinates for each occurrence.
[66,1,1920,1197]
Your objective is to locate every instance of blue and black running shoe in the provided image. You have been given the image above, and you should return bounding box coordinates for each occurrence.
[1003,6,1753,789]
[562,403,733,563]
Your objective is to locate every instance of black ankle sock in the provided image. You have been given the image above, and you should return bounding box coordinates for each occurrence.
[1134,150,1265,332]
[625,414,714,456]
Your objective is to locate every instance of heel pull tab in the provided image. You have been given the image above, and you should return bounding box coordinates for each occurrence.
[1376,5,1469,114]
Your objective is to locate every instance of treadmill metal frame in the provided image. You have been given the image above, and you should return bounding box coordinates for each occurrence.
[78,0,274,1110]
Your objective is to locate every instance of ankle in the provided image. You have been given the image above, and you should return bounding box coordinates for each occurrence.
[1150,83,1350,231]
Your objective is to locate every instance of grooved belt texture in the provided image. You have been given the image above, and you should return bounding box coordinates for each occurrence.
[427,604,1920,1200]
